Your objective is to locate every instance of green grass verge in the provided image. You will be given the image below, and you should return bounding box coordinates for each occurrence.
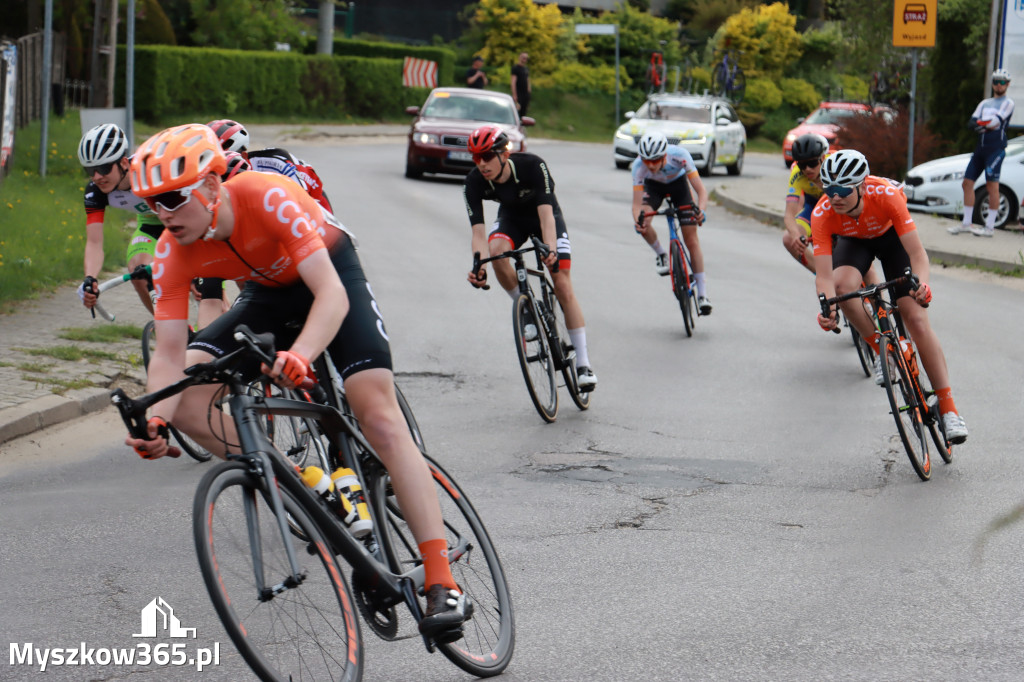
[0,114,133,312]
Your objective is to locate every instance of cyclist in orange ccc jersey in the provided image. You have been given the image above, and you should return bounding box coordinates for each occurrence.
[124,124,472,641]
[811,150,968,444]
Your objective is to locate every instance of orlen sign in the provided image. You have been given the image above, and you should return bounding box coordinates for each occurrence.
[893,0,936,47]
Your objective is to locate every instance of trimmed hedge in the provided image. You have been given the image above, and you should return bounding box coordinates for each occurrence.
[309,38,455,87]
[116,45,435,122]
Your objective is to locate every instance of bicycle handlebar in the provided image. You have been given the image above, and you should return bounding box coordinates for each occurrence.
[818,267,923,335]
[92,265,153,321]
[639,204,703,226]
[111,324,274,440]
[470,236,556,291]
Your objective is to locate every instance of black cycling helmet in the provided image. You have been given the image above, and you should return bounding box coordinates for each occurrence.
[791,133,829,163]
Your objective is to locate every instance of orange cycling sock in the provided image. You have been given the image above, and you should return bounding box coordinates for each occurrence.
[935,387,958,415]
[869,333,882,354]
[419,538,458,591]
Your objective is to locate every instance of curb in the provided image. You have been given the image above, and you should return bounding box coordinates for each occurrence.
[712,187,1023,273]
[0,388,112,446]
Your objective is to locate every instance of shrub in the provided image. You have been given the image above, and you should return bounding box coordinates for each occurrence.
[838,74,869,102]
[835,107,948,180]
[539,62,632,95]
[779,78,819,113]
[690,66,712,94]
[743,78,782,111]
[714,2,802,79]
[759,104,804,144]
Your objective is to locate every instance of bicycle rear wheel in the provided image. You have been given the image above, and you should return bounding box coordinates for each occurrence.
[370,455,515,677]
[142,320,214,462]
[881,342,931,481]
[513,294,557,422]
[711,63,728,99]
[549,290,590,411]
[670,240,694,337]
[193,461,363,681]
[730,68,746,104]
[849,325,875,378]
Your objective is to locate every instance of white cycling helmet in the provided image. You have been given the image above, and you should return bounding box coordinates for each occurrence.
[638,131,668,160]
[992,68,1011,82]
[820,149,869,187]
[78,123,129,167]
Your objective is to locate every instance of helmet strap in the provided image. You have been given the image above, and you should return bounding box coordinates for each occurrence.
[192,181,222,240]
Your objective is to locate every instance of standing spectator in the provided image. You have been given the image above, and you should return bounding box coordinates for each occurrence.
[949,68,1014,237]
[465,56,488,89]
[510,52,531,117]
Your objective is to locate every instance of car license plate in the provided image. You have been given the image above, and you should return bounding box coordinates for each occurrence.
[448,150,472,161]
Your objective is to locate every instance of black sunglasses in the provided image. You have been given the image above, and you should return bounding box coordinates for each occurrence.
[823,184,855,199]
[85,162,116,177]
[797,158,821,171]
[472,150,499,164]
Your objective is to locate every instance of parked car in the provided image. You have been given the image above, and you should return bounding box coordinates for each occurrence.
[903,138,1024,229]
[404,87,534,179]
[782,101,879,167]
[612,93,746,176]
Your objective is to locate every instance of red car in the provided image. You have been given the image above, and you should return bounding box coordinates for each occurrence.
[781,101,873,167]
[404,87,534,179]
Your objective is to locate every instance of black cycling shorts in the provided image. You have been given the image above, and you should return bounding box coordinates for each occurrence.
[189,236,393,381]
[488,208,572,269]
[194,277,225,300]
[643,176,695,214]
[832,228,914,299]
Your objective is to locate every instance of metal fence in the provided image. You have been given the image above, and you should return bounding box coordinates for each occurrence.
[14,31,66,128]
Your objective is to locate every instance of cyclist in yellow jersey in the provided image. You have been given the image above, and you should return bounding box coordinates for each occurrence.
[783,134,828,273]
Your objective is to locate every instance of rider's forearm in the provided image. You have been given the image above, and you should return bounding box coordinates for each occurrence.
[83,239,104,278]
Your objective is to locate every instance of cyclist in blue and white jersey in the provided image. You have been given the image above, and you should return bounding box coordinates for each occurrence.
[950,68,1015,237]
[77,123,224,327]
[630,131,712,314]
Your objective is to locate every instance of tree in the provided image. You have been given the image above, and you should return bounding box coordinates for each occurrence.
[714,2,802,79]
[188,0,307,51]
[471,0,565,77]
[577,3,681,89]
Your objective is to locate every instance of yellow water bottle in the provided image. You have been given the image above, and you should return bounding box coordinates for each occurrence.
[331,467,373,538]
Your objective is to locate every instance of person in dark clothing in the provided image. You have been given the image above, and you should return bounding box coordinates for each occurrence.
[466,56,488,89]
[510,52,531,117]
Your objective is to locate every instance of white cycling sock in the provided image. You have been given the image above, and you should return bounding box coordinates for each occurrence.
[505,287,518,301]
[569,327,590,369]
[694,272,707,298]
[985,209,997,229]
[962,210,973,227]
[650,239,666,256]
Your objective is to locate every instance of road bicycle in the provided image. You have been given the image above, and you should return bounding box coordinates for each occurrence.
[645,42,668,94]
[711,49,745,105]
[819,269,953,481]
[473,236,591,423]
[91,265,213,462]
[110,324,515,680]
[640,198,703,337]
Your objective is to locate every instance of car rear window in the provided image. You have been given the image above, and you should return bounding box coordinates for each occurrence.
[645,103,710,124]
[423,95,516,124]
[805,107,866,125]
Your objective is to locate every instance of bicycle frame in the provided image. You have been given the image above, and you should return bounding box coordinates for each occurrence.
[111,337,468,639]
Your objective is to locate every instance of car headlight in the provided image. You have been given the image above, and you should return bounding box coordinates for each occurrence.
[680,135,707,145]
[927,171,964,183]
[785,133,797,142]
[615,130,633,141]
[415,132,439,145]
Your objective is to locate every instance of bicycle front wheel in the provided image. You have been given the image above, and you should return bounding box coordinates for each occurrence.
[881,342,931,481]
[371,455,515,677]
[193,461,364,681]
[670,241,694,337]
[711,63,728,98]
[514,294,557,422]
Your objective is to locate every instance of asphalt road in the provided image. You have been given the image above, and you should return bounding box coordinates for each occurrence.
[2,141,1023,681]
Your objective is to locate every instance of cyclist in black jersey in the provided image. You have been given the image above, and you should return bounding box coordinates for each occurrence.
[464,125,597,391]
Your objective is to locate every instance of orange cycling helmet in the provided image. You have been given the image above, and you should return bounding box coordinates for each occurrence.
[130,124,227,197]
[467,125,509,155]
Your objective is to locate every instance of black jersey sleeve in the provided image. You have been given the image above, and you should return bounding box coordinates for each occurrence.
[464,170,487,226]
[520,154,556,207]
